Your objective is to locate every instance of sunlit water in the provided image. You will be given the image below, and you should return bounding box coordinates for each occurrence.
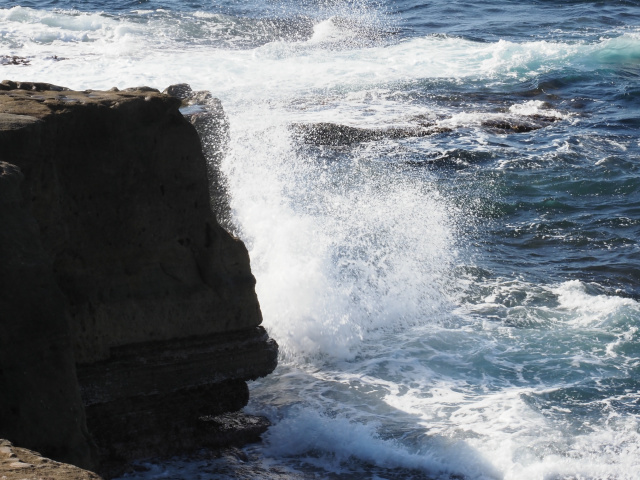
[3,1,639,478]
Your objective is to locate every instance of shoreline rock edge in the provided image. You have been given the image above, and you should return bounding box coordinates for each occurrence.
[0,81,278,478]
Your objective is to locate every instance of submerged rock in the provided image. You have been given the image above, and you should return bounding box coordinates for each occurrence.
[0,56,30,66]
[0,82,277,477]
[163,82,194,100]
[292,113,559,147]
[291,121,450,146]
[481,114,559,133]
[163,83,213,106]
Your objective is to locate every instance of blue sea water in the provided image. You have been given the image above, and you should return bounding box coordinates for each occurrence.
[2,1,639,478]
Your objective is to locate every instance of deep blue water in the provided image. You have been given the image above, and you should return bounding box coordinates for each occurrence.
[2,1,640,478]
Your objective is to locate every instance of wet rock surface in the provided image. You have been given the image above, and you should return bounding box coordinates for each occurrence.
[96,411,272,478]
[480,114,561,133]
[0,56,30,66]
[164,84,233,231]
[292,113,559,146]
[292,121,451,146]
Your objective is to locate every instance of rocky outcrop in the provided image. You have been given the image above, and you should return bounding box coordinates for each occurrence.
[0,439,102,480]
[292,114,559,146]
[0,56,30,66]
[291,122,450,146]
[0,80,277,476]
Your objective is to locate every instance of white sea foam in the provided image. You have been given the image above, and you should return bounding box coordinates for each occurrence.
[553,280,640,327]
[248,300,640,479]
[223,101,458,361]
[3,7,638,96]
[509,100,566,119]
[379,377,640,479]
[261,405,502,479]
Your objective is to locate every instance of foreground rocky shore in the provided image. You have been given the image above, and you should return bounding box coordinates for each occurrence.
[0,80,277,478]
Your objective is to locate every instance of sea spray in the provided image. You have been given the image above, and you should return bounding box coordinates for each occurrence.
[223,104,460,361]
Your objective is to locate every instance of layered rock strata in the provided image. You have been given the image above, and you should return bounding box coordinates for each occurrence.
[0,80,277,476]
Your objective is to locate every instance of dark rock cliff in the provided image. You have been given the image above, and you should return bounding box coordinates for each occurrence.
[0,161,95,470]
[0,80,277,476]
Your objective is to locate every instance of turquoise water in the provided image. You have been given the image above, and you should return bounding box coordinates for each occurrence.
[2,1,639,478]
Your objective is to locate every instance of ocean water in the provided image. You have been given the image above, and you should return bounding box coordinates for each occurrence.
[2,1,640,478]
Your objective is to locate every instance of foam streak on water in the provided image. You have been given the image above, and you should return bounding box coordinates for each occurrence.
[3,1,640,478]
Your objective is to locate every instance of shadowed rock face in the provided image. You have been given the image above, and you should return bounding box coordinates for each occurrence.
[0,80,265,362]
[164,83,233,232]
[0,162,95,470]
[0,80,277,476]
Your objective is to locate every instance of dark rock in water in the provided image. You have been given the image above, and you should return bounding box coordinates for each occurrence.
[291,122,450,146]
[163,83,212,106]
[293,122,380,145]
[481,114,559,133]
[78,326,276,476]
[0,82,277,477]
[293,111,560,147]
[0,56,30,66]
[198,412,272,449]
[163,82,193,100]
[481,119,538,133]
[87,379,274,477]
